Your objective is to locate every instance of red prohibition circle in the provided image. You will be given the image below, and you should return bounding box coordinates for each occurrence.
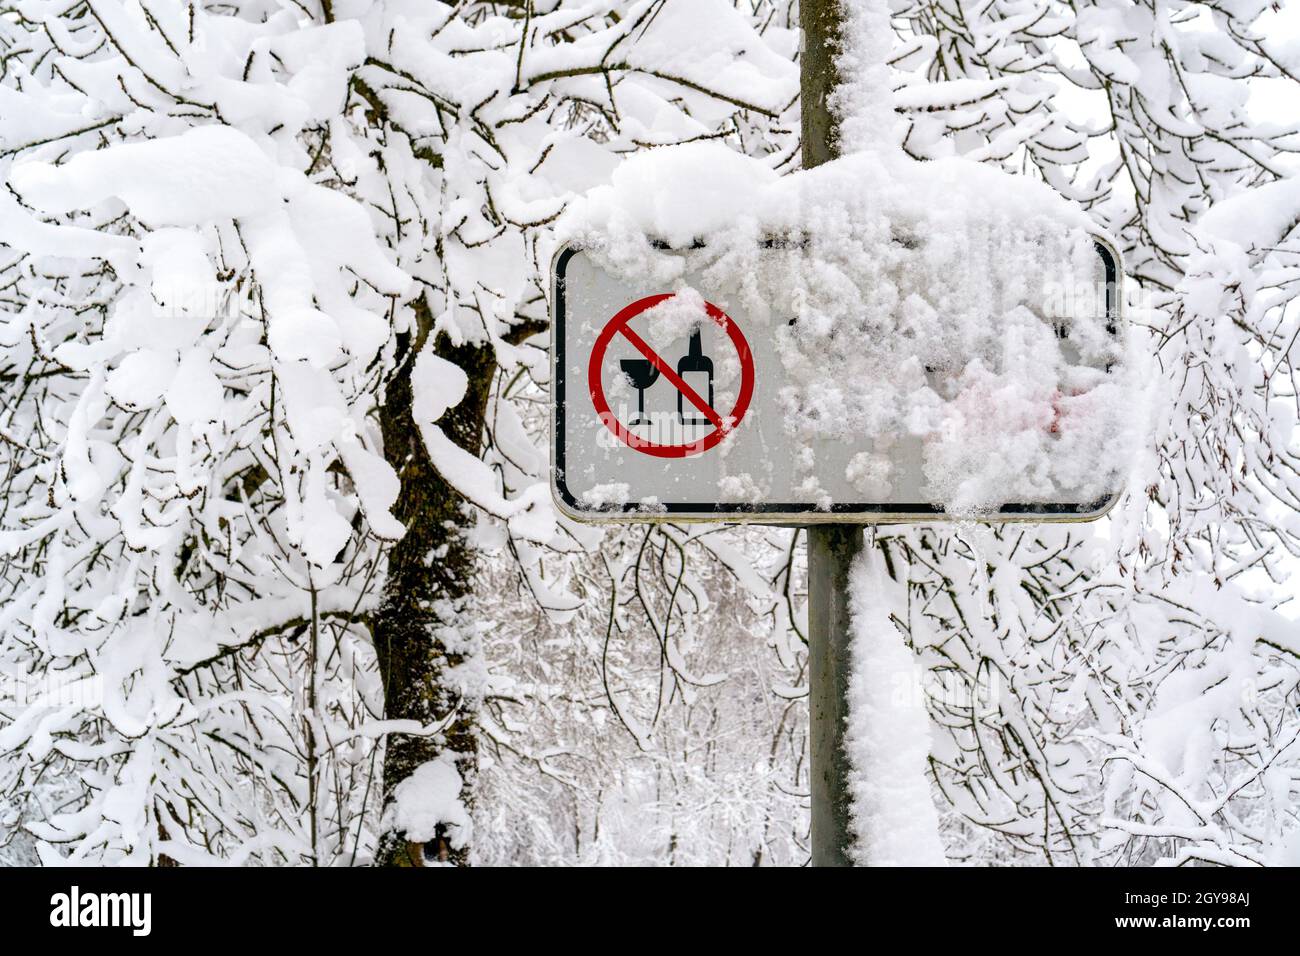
[588,293,755,458]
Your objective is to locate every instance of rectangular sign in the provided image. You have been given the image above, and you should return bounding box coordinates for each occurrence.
[551,238,1122,523]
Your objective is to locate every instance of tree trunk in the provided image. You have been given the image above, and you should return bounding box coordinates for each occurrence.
[371,299,496,867]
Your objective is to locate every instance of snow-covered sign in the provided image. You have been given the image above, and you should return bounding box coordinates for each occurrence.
[551,153,1129,523]
[553,238,1123,522]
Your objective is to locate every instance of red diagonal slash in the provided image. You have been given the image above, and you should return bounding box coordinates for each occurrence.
[617,323,725,430]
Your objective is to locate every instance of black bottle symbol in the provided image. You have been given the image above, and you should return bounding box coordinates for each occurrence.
[620,358,660,427]
[676,327,714,426]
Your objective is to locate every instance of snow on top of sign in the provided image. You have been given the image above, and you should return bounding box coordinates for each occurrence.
[577,142,778,265]
[560,143,1136,514]
[643,286,710,344]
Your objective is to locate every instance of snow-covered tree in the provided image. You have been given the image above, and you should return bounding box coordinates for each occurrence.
[0,0,1296,869]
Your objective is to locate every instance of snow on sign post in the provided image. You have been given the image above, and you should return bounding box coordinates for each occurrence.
[551,156,1128,524]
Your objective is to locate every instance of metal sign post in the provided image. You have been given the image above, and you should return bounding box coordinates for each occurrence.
[802,0,857,868]
[807,523,858,867]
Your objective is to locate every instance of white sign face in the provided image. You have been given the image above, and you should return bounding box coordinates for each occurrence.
[551,240,1122,524]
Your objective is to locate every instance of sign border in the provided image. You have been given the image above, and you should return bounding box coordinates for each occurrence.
[551,240,1123,524]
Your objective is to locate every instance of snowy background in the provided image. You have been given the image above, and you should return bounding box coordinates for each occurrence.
[0,0,1298,866]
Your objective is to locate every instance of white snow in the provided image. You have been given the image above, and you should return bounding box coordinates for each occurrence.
[164,349,223,425]
[579,482,631,508]
[412,346,469,424]
[844,541,947,867]
[573,141,777,258]
[1196,175,1300,250]
[10,126,278,226]
[413,359,559,545]
[643,286,710,347]
[389,754,473,851]
[830,0,898,155]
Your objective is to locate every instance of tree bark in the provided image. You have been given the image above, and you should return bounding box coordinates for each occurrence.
[801,0,846,170]
[371,298,496,867]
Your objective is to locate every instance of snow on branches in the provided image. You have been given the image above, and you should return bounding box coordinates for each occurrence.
[0,0,798,864]
[0,0,1296,869]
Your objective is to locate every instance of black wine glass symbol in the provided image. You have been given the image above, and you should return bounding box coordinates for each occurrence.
[620,359,660,426]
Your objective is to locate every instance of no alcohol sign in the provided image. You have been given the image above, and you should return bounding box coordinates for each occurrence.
[551,240,1123,523]
[587,292,755,458]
